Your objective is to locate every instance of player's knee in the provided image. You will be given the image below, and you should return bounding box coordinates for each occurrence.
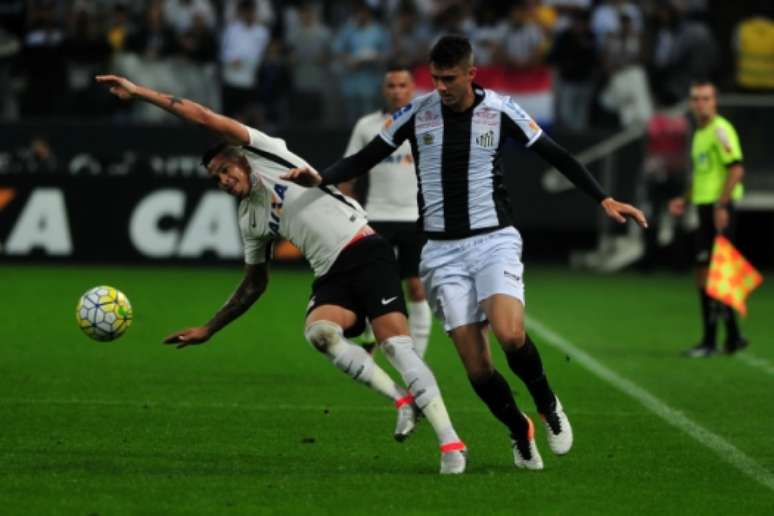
[406,279,426,302]
[467,367,495,386]
[304,320,343,353]
[492,324,526,350]
[381,335,414,361]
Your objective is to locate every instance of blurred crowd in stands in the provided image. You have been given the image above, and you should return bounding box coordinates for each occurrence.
[1,0,773,131]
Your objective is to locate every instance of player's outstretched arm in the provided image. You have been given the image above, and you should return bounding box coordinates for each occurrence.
[600,197,648,228]
[281,135,394,187]
[95,74,249,144]
[530,133,648,228]
[162,264,268,349]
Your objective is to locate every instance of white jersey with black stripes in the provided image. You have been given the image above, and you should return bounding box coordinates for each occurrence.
[379,86,542,239]
[238,126,368,277]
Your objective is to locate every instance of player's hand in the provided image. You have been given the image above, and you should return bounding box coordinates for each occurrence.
[162,326,211,349]
[601,197,648,228]
[714,205,729,232]
[280,166,322,187]
[668,197,685,216]
[95,74,138,101]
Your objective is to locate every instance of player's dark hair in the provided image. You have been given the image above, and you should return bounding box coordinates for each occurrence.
[385,60,413,75]
[690,79,715,89]
[429,35,473,68]
[201,142,230,168]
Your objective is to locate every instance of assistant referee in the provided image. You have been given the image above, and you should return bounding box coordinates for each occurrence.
[670,80,747,357]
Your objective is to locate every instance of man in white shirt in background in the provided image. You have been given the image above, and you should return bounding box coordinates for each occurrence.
[220,0,270,117]
[340,64,433,359]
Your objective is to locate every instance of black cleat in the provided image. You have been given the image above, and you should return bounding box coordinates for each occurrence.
[724,337,749,354]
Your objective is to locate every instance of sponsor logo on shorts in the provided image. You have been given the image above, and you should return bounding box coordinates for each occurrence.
[381,296,398,305]
[504,270,521,282]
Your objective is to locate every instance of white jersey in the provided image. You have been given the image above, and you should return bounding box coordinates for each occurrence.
[345,110,418,222]
[239,126,368,277]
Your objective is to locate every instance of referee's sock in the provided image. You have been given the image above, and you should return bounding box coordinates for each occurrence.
[698,288,718,348]
[469,370,529,439]
[504,334,556,415]
[723,305,742,343]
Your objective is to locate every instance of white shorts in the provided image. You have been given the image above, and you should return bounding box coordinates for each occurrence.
[419,226,525,332]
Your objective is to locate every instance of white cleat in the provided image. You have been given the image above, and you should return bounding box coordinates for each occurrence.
[439,442,467,474]
[540,397,573,455]
[393,401,418,442]
[512,415,544,470]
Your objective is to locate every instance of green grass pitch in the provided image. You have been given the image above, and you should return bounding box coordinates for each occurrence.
[1,264,773,515]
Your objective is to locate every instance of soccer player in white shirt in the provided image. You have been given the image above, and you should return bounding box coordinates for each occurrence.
[340,64,433,358]
[95,74,467,474]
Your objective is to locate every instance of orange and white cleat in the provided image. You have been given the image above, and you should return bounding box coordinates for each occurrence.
[440,441,467,474]
[512,415,544,470]
[394,394,419,442]
[540,397,573,455]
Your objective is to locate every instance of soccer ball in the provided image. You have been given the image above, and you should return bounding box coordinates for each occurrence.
[76,286,133,341]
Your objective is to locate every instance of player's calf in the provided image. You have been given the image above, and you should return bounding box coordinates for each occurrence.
[304,320,405,402]
[381,335,465,460]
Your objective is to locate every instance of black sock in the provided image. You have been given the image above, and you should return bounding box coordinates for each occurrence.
[469,370,528,439]
[504,334,556,414]
[698,289,717,348]
[724,305,741,343]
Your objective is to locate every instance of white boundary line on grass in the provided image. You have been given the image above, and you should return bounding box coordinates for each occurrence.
[527,316,774,493]
[735,353,774,376]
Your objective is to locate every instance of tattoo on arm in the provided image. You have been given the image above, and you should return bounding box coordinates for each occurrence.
[205,268,267,333]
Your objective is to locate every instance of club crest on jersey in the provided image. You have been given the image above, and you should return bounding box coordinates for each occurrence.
[476,130,495,148]
[269,183,287,236]
[421,132,434,145]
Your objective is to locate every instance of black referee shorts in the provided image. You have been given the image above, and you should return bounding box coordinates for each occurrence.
[370,221,425,279]
[695,203,737,266]
[307,234,407,338]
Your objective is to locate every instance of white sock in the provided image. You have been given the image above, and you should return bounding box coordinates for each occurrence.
[381,335,461,446]
[305,321,404,402]
[408,301,432,358]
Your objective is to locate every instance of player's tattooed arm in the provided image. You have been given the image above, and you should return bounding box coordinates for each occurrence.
[95,74,249,144]
[205,264,268,334]
[166,95,183,108]
[162,264,268,348]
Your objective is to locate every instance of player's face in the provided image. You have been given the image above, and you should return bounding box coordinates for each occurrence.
[430,62,476,110]
[383,71,415,111]
[689,84,717,124]
[208,155,251,198]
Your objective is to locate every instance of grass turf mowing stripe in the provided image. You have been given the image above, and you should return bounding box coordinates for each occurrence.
[735,353,774,376]
[527,316,774,494]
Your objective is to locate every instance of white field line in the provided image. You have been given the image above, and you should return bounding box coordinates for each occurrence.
[735,353,774,376]
[527,316,774,493]
[0,398,641,417]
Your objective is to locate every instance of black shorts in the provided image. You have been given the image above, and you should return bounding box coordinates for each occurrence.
[370,221,425,279]
[307,234,407,338]
[695,203,737,266]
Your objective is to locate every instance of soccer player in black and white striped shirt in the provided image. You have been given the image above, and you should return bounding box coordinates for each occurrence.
[283,35,648,470]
